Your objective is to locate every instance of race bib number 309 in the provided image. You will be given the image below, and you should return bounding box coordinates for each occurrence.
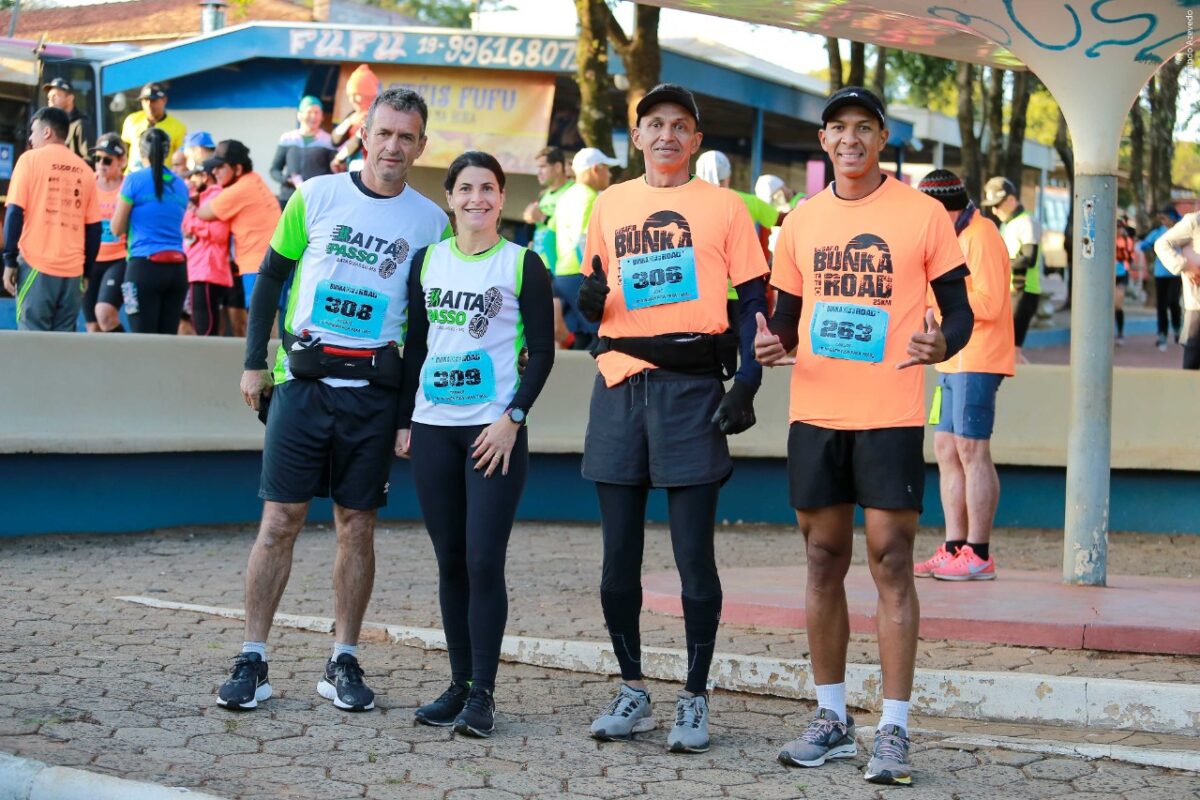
[423,350,496,406]
[619,247,699,311]
[311,280,388,339]
[810,301,888,363]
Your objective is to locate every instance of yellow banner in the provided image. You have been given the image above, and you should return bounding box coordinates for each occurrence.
[334,65,555,175]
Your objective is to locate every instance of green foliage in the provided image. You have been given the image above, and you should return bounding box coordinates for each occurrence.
[372,0,509,27]
[1023,88,1061,147]
[886,50,956,109]
[1174,141,1200,193]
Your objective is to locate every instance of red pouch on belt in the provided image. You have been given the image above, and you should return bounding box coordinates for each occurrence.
[149,250,186,264]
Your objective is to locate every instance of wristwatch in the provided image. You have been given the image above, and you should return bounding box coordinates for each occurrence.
[506,407,526,424]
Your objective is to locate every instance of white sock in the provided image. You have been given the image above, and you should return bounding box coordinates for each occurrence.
[878,698,910,732]
[815,682,847,723]
[241,641,267,662]
[332,642,358,662]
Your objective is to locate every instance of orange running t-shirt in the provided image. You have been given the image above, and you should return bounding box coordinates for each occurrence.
[208,171,281,273]
[6,143,102,277]
[582,177,769,386]
[935,210,1015,377]
[771,177,963,429]
[95,183,127,262]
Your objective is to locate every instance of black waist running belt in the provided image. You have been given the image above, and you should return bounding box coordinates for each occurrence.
[595,331,738,380]
[283,330,403,388]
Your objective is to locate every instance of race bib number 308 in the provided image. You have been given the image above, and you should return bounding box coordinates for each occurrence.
[619,247,699,311]
[810,301,889,363]
[423,350,496,406]
[311,280,388,339]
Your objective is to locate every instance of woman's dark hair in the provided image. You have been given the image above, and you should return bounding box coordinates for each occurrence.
[141,127,172,200]
[443,151,505,193]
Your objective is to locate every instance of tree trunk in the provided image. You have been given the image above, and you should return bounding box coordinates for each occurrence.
[1054,105,1075,290]
[956,62,982,201]
[607,3,661,179]
[872,46,887,99]
[573,0,614,157]
[826,37,843,92]
[1148,59,1183,214]
[847,41,866,87]
[1129,92,1148,233]
[984,67,1005,179]
[1004,69,1031,190]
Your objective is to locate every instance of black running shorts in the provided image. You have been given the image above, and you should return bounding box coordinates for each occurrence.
[787,421,925,512]
[582,369,731,488]
[259,379,399,509]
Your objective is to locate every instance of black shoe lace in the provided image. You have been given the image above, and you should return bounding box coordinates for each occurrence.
[464,689,494,716]
[675,696,703,729]
[605,689,640,718]
[229,653,259,681]
[434,683,467,705]
[334,657,365,687]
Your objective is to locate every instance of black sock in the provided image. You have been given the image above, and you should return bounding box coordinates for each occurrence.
[969,542,990,561]
[945,539,967,554]
[1115,309,1125,336]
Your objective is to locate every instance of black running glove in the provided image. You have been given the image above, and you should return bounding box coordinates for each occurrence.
[712,378,756,435]
[577,256,609,322]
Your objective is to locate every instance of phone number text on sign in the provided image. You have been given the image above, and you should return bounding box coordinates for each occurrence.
[288,29,577,72]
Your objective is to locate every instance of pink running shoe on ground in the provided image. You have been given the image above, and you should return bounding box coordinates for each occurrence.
[931,544,995,581]
[913,543,955,578]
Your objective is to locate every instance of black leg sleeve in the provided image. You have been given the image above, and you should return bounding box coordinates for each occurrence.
[667,482,722,695]
[597,482,650,682]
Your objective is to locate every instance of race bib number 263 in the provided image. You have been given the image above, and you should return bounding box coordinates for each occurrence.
[810,302,888,363]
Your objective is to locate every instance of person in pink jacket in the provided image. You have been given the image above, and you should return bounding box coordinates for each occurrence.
[183,174,233,336]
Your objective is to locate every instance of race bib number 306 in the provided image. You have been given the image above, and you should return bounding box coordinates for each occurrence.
[311,280,388,339]
[423,350,496,406]
[810,302,888,363]
[619,247,699,311]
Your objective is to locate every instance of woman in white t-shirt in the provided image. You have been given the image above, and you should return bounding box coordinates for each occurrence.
[396,151,555,737]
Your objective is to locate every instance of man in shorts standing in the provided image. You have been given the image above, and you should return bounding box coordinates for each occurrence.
[215,89,448,712]
[756,87,974,785]
[981,176,1041,363]
[577,83,769,754]
[914,169,1015,581]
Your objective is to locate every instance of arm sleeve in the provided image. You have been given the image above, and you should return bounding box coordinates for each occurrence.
[3,204,24,268]
[243,247,297,370]
[508,249,556,412]
[1154,215,1198,276]
[397,247,430,428]
[269,144,289,187]
[932,265,973,360]
[84,222,101,275]
[733,276,767,389]
[768,289,803,353]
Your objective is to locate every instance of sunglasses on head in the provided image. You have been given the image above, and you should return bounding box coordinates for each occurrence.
[97,156,115,166]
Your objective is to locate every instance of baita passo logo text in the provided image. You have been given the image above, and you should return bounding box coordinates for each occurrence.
[613,211,693,275]
[426,285,504,339]
[812,233,894,305]
[326,225,409,278]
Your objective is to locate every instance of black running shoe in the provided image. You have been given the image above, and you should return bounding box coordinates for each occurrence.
[453,686,495,738]
[415,682,470,727]
[317,654,375,711]
[216,652,271,710]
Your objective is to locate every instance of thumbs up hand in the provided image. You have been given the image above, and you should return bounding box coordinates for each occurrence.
[754,311,794,367]
[897,308,946,369]
[577,255,610,323]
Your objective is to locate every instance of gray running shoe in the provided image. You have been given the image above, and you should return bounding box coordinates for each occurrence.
[590,683,656,741]
[666,692,710,754]
[864,724,912,785]
[778,707,857,767]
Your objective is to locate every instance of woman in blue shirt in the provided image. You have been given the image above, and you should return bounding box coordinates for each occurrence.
[1140,205,1184,350]
[110,127,190,334]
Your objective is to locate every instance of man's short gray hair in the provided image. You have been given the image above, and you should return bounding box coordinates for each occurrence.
[365,88,430,137]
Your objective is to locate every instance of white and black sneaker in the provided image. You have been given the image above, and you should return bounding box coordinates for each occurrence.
[216,652,271,710]
[317,654,376,711]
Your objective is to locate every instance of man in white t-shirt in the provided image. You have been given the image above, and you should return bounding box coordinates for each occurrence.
[215,88,448,714]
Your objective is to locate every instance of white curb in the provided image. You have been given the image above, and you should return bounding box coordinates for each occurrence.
[0,752,227,800]
[922,733,1200,772]
[116,596,1200,738]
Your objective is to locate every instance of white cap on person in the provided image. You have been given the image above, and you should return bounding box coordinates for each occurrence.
[572,147,620,174]
[755,174,786,203]
[695,150,731,185]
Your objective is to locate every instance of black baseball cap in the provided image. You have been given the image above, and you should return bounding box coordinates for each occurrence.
[635,83,700,126]
[201,139,252,172]
[90,132,126,158]
[980,176,1018,207]
[138,82,167,100]
[43,77,73,93]
[821,86,886,127]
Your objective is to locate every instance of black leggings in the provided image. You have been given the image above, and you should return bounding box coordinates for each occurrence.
[1184,310,1200,371]
[82,258,122,324]
[1156,276,1183,339]
[190,281,227,337]
[410,421,529,691]
[124,258,188,334]
[597,481,722,695]
[1013,290,1040,348]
